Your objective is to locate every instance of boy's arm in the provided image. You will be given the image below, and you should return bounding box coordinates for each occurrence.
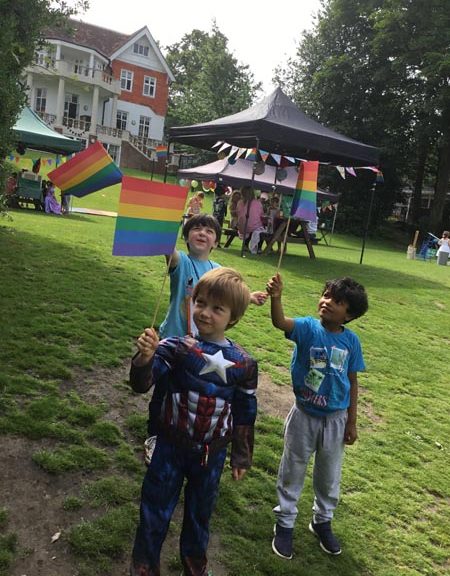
[230,359,258,480]
[266,273,294,333]
[165,248,180,269]
[129,328,159,393]
[249,291,268,306]
[344,372,358,444]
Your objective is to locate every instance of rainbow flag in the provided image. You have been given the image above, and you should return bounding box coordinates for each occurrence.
[290,161,319,222]
[156,145,168,159]
[48,141,122,197]
[112,177,188,256]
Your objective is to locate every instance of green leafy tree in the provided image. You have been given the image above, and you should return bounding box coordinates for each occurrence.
[274,0,406,233]
[275,0,450,232]
[165,23,261,130]
[372,0,450,230]
[0,0,87,199]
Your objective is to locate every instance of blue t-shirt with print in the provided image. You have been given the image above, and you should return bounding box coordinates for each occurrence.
[287,316,365,416]
[158,251,220,339]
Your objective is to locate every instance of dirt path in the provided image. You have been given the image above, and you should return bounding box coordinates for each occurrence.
[2,365,293,576]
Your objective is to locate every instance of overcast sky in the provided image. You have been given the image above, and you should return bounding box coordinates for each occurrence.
[80,0,322,93]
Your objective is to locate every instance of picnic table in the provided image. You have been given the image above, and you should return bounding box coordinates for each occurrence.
[222,218,316,259]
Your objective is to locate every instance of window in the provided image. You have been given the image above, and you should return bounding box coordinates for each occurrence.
[138,116,150,139]
[116,111,128,131]
[107,144,120,163]
[35,88,47,113]
[74,59,87,75]
[133,42,149,57]
[120,69,133,91]
[64,93,79,119]
[143,76,156,98]
[35,51,45,66]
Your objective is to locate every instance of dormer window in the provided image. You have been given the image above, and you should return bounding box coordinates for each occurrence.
[133,42,149,57]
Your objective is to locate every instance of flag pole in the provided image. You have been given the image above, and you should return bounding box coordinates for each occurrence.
[276,215,292,272]
[151,252,174,329]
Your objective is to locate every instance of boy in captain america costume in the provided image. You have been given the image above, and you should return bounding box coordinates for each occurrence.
[130,267,258,576]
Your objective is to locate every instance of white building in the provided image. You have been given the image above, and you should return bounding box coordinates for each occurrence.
[25,19,174,168]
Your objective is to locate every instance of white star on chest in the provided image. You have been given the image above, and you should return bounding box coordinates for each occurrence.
[198,350,236,383]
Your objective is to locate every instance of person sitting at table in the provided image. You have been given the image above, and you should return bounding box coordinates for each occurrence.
[229,190,241,229]
[44,183,62,215]
[236,186,265,254]
[266,196,280,235]
[265,195,284,254]
[187,191,205,217]
[5,172,18,207]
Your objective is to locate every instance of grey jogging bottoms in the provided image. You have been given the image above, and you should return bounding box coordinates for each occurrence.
[273,403,348,528]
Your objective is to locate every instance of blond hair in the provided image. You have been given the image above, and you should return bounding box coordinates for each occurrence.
[192,267,250,329]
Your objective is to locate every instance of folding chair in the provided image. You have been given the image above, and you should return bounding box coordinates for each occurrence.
[318,218,332,245]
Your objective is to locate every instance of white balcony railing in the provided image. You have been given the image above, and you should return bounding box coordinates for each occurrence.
[30,59,121,95]
[35,110,163,155]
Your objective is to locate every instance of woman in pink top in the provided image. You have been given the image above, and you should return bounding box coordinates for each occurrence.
[236,187,265,253]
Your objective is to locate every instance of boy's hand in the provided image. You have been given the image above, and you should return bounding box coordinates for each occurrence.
[134,328,159,366]
[231,467,247,481]
[250,291,268,306]
[266,273,283,298]
[344,421,358,445]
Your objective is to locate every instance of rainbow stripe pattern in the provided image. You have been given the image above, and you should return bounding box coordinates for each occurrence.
[156,145,168,159]
[48,141,122,197]
[290,161,319,222]
[112,177,189,256]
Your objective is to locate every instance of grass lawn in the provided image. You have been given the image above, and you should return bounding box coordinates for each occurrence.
[1,168,449,575]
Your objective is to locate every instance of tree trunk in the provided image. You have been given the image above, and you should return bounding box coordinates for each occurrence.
[409,138,428,224]
[430,130,450,233]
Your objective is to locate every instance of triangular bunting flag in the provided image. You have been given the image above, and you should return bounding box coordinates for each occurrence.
[336,166,346,179]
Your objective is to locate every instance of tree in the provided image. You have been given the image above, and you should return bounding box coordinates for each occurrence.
[275,0,407,232]
[0,0,87,197]
[275,0,450,232]
[372,0,450,231]
[164,23,261,130]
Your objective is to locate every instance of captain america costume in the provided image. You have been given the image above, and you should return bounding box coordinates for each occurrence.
[130,335,258,576]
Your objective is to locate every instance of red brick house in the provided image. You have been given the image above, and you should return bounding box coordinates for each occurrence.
[25,19,174,168]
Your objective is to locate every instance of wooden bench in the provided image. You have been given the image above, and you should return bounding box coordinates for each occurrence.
[222,228,239,248]
[221,225,318,258]
[263,220,316,258]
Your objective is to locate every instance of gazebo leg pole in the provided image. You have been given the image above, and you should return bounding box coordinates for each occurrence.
[329,202,338,246]
[359,180,376,265]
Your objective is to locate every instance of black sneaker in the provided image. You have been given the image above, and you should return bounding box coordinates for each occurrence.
[272,524,293,559]
[309,520,341,555]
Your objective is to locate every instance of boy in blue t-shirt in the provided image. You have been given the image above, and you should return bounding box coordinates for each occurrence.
[266,273,368,559]
[159,213,266,339]
[144,214,267,464]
